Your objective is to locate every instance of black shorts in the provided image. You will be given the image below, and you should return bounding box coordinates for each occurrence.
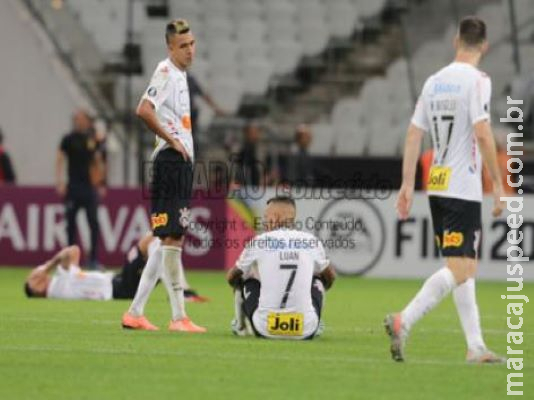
[112,245,146,299]
[429,196,482,259]
[241,277,324,339]
[150,148,193,238]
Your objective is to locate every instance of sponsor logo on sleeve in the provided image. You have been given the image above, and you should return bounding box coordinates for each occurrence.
[147,86,157,97]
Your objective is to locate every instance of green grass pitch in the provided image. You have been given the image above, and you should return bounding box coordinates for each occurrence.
[0,267,531,400]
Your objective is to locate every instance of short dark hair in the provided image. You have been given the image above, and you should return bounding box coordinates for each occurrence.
[24,282,35,298]
[458,16,487,47]
[0,127,4,144]
[165,19,190,44]
[266,196,296,208]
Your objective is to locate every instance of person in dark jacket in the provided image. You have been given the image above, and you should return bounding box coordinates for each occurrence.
[0,128,16,184]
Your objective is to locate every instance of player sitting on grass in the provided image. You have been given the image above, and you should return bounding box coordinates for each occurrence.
[24,233,207,302]
[226,196,336,339]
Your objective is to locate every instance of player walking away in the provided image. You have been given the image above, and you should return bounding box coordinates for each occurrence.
[227,196,336,340]
[121,19,206,332]
[385,17,505,363]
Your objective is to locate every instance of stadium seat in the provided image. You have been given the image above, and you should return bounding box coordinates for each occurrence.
[169,0,201,20]
[208,75,244,113]
[331,98,366,155]
[239,56,273,95]
[325,0,361,38]
[203,18,234,43]
[201,0,231,19]
[268,39,303,75]
[308,122,334,155]
[297,15,329,56]
[354,0,387,20]
[366,117,401,156]
[229,0,263,20]
[235,19,267,45]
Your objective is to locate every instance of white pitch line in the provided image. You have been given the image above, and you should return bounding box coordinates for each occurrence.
[0,344,516,368]
[327,327,534,336]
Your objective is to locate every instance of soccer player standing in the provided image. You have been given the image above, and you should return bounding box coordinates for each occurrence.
[121,19,205,332]
[385,17,505,362]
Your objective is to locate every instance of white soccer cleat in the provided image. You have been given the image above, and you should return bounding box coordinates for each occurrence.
[315,320,325,337]
[466,347,505,364]
[384,313,408,362]
[231,318,252,336]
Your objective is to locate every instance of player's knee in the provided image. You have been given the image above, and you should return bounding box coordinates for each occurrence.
[161,235,183,247]
[446,257,477,284]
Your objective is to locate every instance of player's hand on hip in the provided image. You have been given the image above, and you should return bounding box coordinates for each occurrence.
[492,185,505,217]
[396,185,413,220]
[171,139,189,162]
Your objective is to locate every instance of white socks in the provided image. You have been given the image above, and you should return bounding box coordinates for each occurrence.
[129,247,162,317]
[161,245,187,321]
[453,278,486,351]
[401,267,457,331]
[234,288,245,328]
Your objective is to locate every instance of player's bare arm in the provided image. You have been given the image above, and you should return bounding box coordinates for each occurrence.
[317,265,336,290]
[396,123,424,220]
[474,120,505,216]
[43,245,81,272]
[226,267,243,289]
[136,99,189,161]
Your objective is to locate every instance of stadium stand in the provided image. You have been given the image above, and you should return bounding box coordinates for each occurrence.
[63,0,386,127]
[6,0,533,184]
[311,0,534,156]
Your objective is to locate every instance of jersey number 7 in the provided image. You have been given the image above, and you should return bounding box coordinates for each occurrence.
[280,264,297,309]
[432,114,455,165]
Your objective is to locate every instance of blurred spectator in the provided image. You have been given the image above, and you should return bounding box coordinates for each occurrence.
[285,124,315,186]
[89,119,108,197]
[0,128,16,184]
[188,74,227,156]
[235,121,264,186]
[56,110,105,270]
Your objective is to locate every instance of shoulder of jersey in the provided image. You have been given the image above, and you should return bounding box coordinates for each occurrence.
[478,70,491,81]
[156,60,171,75]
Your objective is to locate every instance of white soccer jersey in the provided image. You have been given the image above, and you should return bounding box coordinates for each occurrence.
[236,229,330,339]
[141,58,194,161]
[47,265,113,300]
[411,62,491,202]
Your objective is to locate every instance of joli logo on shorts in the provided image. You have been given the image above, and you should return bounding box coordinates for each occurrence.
[267,313,304,336]
[443,231,464,248]
[151,213,168,229]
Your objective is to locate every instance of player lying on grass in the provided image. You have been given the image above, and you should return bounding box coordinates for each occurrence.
[24,233,207,302]
[226,196,336,339]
